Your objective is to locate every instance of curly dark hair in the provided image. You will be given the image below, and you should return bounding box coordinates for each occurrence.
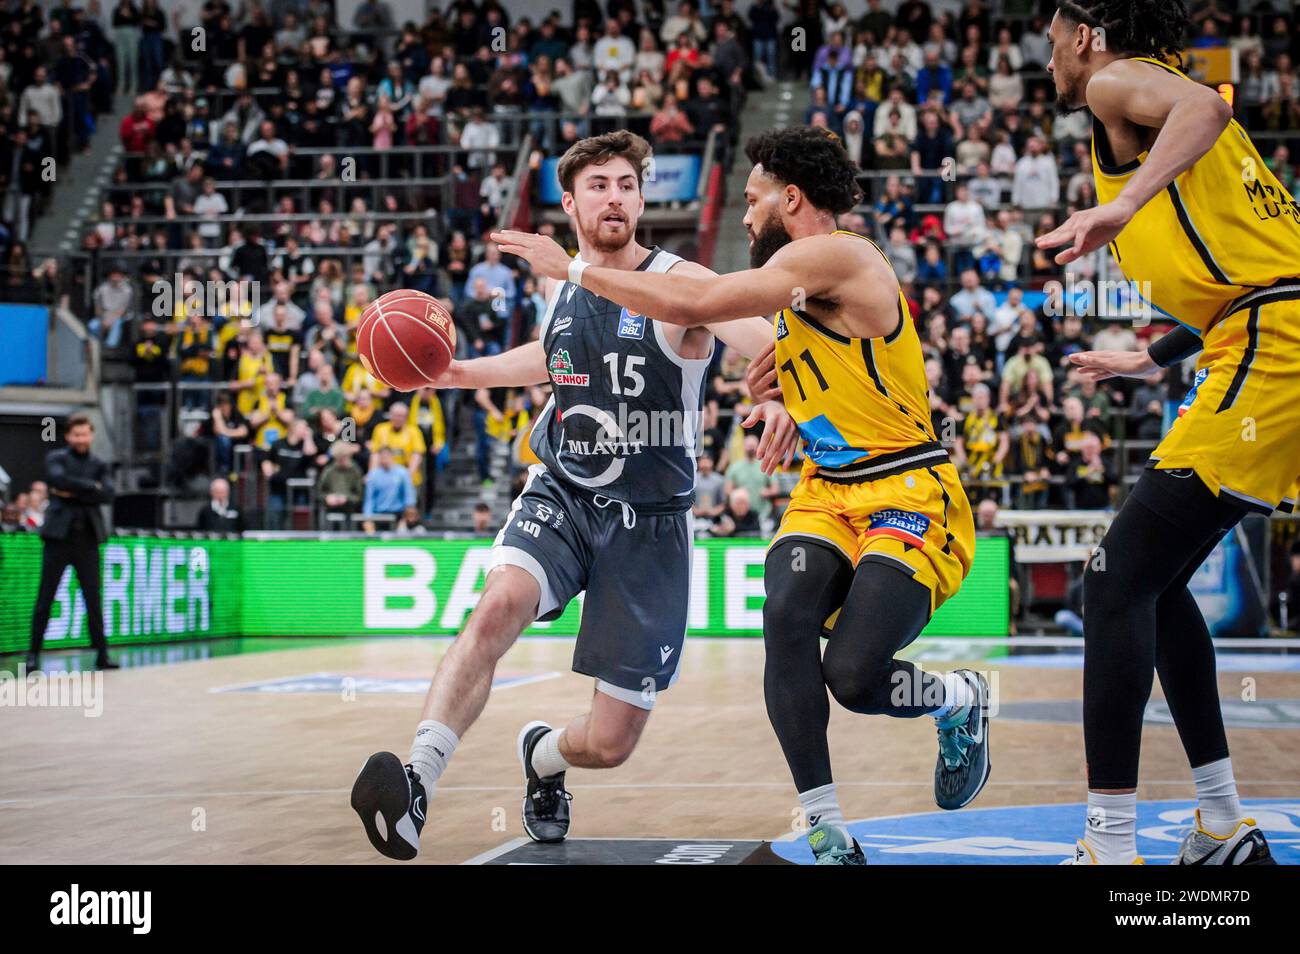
[743,126,863,215]
[556,130,652,195]
[1056,0,1191,66]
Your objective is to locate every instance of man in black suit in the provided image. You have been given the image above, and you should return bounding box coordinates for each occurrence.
[195,476,243,532]
[27,413,118,672]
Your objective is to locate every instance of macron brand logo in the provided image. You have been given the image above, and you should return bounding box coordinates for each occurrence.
[660,645,675,664]
[50,884,151,934]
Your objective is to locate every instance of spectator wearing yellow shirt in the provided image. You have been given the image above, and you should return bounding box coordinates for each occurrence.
[233,330,274,416]
[369,402,427,503]
[343,282,371,331]
[349,389,380,454]
[342,359,390,410]
[954,383,1009,481]
[248,373,295,451]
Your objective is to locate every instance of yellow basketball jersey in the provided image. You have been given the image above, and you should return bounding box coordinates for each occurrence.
[1091,57,1300,331]
[774,230,937,474]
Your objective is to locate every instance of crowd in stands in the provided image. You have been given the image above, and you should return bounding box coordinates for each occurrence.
[3,0,1300,541]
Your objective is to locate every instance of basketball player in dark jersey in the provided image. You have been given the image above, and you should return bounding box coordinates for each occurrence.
[351,131,795,860]
[497,126,991,865]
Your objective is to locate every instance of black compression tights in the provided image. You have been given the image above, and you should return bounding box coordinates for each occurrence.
[764,539,939,793]
[1083,468,1247,790]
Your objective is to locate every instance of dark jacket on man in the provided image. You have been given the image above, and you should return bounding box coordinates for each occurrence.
[40,446,114,543]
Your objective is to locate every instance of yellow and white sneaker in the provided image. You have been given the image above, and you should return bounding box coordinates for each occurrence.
[1174,811,1275,865]
[1060,840,1145,865]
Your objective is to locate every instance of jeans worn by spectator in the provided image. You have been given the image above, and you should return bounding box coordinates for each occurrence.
[266,490,287,530]
[140,33,164,92]
[214,434,235,473]
[473,406,491,481]
[112,26,140,93]
[753,39,778,80]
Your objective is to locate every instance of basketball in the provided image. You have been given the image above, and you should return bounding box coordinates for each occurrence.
[356,289,456,391]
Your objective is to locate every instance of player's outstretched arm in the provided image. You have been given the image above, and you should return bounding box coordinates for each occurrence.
[1036,60,1232,266]
[490,229,846,327]
[666,259,774,359]
[440,340,549,390]
[1067,325,1203,381]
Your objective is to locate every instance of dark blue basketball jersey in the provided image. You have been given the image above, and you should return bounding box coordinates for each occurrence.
[531,247,712,505]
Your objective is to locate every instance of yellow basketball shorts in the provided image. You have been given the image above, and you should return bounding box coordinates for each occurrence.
[1154,285,1300,514]
[770,446,975,614]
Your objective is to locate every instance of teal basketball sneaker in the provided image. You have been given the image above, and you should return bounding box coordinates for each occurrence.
[933,669,991,810]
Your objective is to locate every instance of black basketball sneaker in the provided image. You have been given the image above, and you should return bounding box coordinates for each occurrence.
[351,752,426,860]
[518,721,572,843]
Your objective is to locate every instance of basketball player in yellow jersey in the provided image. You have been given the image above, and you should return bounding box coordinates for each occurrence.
[496,126,989,865]
[1038,0,1290,865]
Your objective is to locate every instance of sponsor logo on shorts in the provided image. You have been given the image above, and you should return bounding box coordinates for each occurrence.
[534,502,565,529]
[1178,367,1209,417]
[865,509,930,547]
[617,308,646,339]
[549,348,589,386]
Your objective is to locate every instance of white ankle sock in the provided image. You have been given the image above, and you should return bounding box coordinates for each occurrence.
[1083,791,1138,863]
[408,720,459,800]
[799,783,848,838]
[530,727,571,778]
[1193,758,1243,835]
[931,671,974,721]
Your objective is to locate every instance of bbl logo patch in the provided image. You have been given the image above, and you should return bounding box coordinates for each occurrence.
[864,509,930,547]
[548,349,589,386]
[617,308,646,339]
[775,314,789,340]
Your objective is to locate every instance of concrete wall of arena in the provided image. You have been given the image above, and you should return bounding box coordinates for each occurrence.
[0,531,1011,650]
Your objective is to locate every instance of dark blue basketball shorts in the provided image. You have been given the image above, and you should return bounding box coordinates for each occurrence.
[491,465,693,709]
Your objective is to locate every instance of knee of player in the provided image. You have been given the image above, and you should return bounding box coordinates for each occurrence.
[823,653,885,712]
[588,725,639,767]
[1081,563,1135,620]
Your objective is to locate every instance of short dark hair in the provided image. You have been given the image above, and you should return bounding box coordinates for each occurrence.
[556,130,652,195]
[1056,0,1190,66]
[744,126,864,215]
[66,412,93,431]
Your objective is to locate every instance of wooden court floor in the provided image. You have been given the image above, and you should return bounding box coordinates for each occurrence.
[1,637,1297,864]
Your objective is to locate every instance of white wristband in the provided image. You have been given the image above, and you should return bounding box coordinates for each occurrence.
[568,257,589,287]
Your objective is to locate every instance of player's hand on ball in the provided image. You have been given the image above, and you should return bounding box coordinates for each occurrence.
[1068,349,1158,381]
[1035,197,1135,265]
[742,400,799,476]
[489,230,573,282]
[746,339,782,402]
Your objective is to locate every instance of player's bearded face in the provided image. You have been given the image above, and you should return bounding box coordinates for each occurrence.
[749,211,793,268]
[574,189,637,253]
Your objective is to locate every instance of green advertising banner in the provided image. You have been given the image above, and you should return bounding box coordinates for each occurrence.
[1,532,1008,651]
[0,533,244,654]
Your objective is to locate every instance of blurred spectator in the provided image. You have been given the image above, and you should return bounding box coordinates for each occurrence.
[319,441,364,522]
[692,452,728,530]
[954,383,1007,481]
[471,501,493,534]
[364,445,415,521]
[1067,431,1116,509]
[725,434,778,522]
[711,486,761,537]
[196,476,243,532]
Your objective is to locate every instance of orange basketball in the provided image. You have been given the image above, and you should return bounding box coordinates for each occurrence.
[356,290,456,391]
